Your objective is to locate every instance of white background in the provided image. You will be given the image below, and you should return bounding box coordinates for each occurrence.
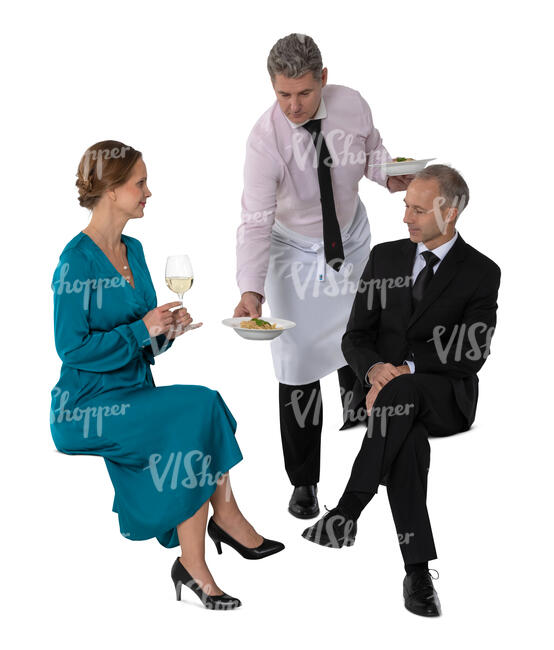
[2,0,552,647]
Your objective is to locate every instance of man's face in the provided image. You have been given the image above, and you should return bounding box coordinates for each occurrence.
[403,178,456,247]
[272,68,327,124]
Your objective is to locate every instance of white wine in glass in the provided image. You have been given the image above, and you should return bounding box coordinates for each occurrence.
[165,255,194,302]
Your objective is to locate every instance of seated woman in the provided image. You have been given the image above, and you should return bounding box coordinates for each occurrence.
[50,140,284,611]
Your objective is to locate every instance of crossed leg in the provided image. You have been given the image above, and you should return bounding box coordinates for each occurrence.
[337,372,468,561]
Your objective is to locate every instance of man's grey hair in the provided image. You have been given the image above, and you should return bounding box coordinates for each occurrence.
[414,164,470,217]
[267,33,323,83]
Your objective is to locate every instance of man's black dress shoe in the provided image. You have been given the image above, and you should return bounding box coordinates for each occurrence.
[301,506,357,548]
[207,516,285,560]
[288,484,320,519]
[403,569,442,617]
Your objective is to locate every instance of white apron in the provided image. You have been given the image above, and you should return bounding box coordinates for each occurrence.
[264,197,371,385]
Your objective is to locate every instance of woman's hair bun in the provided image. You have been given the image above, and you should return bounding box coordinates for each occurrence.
[76,140,142,210]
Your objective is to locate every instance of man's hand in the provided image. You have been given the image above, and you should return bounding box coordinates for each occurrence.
[365,363,411,414]
[233,291,263,318]
[386,174,415,192]
[366,384,381,414]
[367,362,401,389]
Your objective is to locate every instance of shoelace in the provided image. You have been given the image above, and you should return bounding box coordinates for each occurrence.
[411,568,440,592]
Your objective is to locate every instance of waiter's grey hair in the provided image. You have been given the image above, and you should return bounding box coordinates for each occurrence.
[414,164,470,217]
[267,33,323,83]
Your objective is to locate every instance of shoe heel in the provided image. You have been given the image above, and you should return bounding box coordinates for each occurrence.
[213,538,223,555]
[175,580,182,601]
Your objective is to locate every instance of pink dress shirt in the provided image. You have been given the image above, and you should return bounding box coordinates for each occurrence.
[236,84,393,298]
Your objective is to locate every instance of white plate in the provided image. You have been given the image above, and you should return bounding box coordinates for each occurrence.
[368,158,436,176]
[222,317,296,341]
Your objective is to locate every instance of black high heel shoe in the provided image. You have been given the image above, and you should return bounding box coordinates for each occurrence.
[170,557,241,610]
[207,516,285,560]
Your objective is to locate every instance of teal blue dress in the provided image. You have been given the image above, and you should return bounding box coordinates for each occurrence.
[50,232,243,548]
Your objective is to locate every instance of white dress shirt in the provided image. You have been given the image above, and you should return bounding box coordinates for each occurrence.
[236,84,392,298]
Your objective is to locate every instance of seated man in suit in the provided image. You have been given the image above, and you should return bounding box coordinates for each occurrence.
[301,164,501,617]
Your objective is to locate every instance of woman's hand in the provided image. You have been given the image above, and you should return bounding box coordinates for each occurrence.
[166,307,203,339]
[142,301,183,337]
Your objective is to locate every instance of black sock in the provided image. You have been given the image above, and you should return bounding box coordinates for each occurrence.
[405,561,428,575]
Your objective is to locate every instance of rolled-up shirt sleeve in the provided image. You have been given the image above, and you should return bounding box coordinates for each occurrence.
[236,133,281,301]
[359,93,392,189]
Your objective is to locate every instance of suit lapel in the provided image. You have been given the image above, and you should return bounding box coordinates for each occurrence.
[394,239,418,327]
[407,234,468,329]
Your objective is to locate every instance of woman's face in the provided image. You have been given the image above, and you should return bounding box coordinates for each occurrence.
[111,157,152,219]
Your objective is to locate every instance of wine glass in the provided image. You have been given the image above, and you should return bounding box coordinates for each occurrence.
[165,254,194,301]
[165,254,197,334]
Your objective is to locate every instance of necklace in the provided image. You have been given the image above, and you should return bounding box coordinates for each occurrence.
[84,225,133,282]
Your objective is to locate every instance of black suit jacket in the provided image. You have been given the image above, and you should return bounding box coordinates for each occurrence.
[342,233,501,430]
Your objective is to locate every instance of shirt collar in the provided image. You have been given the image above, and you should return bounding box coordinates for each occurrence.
[417,230,459,261]
[284,96,327,129]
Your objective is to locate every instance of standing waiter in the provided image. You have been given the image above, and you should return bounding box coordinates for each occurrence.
[233,33,412,518]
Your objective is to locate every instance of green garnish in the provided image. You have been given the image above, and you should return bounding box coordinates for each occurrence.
[252,318,271,326]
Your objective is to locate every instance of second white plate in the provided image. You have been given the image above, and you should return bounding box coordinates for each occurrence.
[369,157,436,176]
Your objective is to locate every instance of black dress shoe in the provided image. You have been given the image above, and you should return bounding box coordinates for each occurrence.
[171,557,241,610]
[288,484,320,519]
[301,506,357,548]
[207,516,285,560]
[403,569,442,617]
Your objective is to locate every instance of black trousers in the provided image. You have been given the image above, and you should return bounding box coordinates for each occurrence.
[337,373,468,564]
[279,364,363,486]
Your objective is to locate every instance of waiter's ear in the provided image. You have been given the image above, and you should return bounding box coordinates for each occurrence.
[321,67,328,88]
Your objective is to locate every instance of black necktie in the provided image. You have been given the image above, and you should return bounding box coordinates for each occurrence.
[411,251,440,304]
[302,118,345,272]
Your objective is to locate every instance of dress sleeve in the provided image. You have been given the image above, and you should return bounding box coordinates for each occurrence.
[236,132,280,301]
[133,239,175,364]
[52,248,152,372]
[358,92,393,189]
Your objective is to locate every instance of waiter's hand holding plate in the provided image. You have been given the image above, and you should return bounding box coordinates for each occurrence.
[370,156,436,192]
[233,290,263,319]
[379,157,436,176]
